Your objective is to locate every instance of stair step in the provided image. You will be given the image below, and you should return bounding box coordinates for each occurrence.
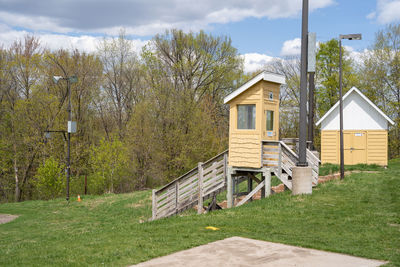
[278,173,292,190]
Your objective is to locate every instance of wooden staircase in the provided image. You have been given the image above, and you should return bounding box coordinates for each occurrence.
[152,140,320,220]
[152,150,228,220]
[262,140,320,189]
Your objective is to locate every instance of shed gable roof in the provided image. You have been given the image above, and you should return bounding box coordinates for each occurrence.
[316,87,394,126]
[223,71,285,104]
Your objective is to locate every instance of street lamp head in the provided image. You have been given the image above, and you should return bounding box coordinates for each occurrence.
[53,76,63,84]
[53,75,78,84]
[340,33,362,40]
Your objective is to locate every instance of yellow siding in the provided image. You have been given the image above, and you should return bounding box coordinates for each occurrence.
[321,130,388,166]
[366,130,388,165]
[321,130,339,164]
[229,134,261,168]
[228,81,262,168]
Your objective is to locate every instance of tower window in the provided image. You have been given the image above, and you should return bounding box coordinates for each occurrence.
[237,104,256,129]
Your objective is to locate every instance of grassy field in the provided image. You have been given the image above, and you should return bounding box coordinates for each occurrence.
[0,160,399,266]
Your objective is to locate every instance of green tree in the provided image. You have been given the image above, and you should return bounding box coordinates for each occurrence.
[89,137,129,194]
[316,39,358,117]
[33,157,65,200]
[360,24,400,158]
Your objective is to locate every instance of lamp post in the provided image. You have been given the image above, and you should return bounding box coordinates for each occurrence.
[53,75,77,201]
[339,34,361,180]
[297,0,309,167]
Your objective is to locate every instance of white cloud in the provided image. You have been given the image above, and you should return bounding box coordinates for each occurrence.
[242,53,278,73]
[280,38,301,56]
[368,0,400,24]
[0,24,148,54]
[0,0,335,36]
[343,45,369,65]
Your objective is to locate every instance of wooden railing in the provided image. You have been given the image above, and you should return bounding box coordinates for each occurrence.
[262,140,320,187]
[152,150,228,220]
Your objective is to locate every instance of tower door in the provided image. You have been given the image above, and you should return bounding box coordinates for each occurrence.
[263,103,278,141]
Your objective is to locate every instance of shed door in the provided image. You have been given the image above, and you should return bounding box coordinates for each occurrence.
[343,131,367,164]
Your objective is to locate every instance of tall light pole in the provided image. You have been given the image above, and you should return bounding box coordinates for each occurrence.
[339,34,361,179]
[298,0,308,166]
[53,75,77,201]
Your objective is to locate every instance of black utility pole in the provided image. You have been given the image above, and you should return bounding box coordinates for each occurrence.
[338,34,362,179]
[297,0,308,166]
[339,38,344,180]
[66,78,71,201]
[52,75,77,201]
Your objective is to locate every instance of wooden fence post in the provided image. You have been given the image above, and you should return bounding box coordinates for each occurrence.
[197,162,204,214]
[263,168,271,198]
[227,166,233,208]
[278,142,282,179]
[175,182,179,214]
[152,189,156,220]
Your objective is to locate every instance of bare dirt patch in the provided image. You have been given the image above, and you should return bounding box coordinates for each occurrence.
[0,214,18,224]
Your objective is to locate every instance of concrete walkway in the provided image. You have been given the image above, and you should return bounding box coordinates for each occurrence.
[133,237,386,267]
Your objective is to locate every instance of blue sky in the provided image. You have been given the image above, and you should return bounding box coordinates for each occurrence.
[0,0,399,72]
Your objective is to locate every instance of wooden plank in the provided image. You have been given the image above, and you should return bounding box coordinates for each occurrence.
[203,182,225,197]
[263,153,280,159]
[156,188,175,203]
[178,180,198,196]
[203,173,224,188]
[157,200,176,214]
[278,142,282,180]
[203,167,223,181]
[247,172,261,184]
[203,160,224,175]
[262,159,279,165]
[203,178,224,194]
[227,166,233,208]
[152,189,156,220]
[178,172,198,188]
[264,169,271,197]
[263,147,279,152]
[197,162,204,214]
[178,186,198,201]
[156,193,176,208]
[236,180,265,207]
[175,182,179,214]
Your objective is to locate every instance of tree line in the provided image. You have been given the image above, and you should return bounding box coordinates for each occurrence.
[0,25,398,202]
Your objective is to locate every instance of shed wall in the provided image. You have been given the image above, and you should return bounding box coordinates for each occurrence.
[321,130,388,166]
[321,92,388,130]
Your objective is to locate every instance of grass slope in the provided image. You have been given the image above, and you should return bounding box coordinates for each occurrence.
[0,160,399,266]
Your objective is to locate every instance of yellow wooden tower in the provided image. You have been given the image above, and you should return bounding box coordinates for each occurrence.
[224,71,285,169]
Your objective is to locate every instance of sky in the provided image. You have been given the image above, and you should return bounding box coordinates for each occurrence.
[0,0,399,72]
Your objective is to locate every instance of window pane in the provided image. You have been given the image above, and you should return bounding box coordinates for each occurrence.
[266,110,274,131]
[237,105,256,129]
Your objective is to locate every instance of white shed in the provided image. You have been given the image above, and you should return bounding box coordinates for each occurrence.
[316,87,394,166]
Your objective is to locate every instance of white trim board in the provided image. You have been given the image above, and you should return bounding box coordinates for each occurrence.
[316,86,394,127]
[223,71,285,104]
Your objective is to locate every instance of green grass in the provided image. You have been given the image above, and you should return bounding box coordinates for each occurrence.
[319,163,385,176]
[1,160,399,266]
